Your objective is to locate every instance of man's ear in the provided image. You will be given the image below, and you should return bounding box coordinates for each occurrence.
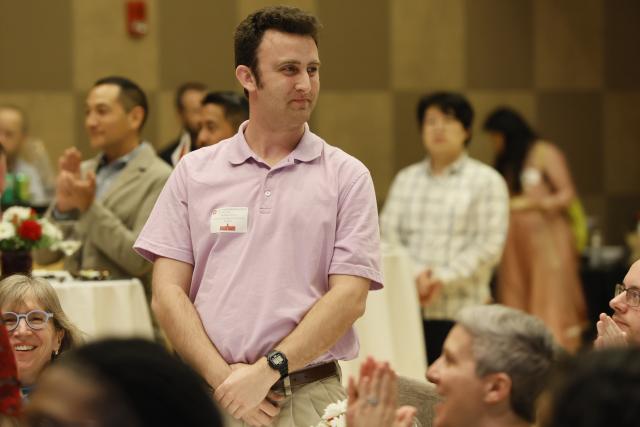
[128,105,145,131]
[483,372,511,404]
[236,65,257,93]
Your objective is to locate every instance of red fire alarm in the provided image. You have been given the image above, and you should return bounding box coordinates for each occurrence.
[126,0,148,38]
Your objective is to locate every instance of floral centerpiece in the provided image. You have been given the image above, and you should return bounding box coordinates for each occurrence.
[0,207,63,276]
[312,399,346,427]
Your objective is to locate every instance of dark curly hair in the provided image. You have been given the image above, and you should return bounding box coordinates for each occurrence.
[234,6,320,89]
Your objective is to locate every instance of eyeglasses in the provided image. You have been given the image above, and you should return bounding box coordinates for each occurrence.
[614,284,640,307]
[1,310,54,332]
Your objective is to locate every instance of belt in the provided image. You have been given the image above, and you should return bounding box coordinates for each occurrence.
[271,361,338,396]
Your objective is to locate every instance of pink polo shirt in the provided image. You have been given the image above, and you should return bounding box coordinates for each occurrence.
[134,122,383,365]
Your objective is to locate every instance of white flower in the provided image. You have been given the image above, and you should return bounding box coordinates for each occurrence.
[3,206,33,223]
[312,399,347,427]
[0,222,15,240]
[323,399,347,419]
[327,414,346,427]
[39,219,63,241]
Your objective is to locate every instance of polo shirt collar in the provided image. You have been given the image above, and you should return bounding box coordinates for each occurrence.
[228,121,322,166]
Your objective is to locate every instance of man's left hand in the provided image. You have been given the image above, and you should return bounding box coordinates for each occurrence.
[214,359,280,420]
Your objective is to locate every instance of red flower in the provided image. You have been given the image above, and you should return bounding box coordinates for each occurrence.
[17,219,42,241]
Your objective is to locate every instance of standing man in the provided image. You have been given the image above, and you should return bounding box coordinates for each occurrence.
[37,76,171,283]
[195,91,248,148]
[595,259,640,348]
[380,92,509,365]
[134,6,382,427]
[159,82,207,166]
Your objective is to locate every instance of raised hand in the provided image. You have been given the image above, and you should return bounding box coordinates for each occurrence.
[595,313,628,348]
[58,147,83,176]
[54,170,96,213]
[346,357,415,427]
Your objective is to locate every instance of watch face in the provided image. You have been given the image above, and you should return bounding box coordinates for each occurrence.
[270,353,284,366]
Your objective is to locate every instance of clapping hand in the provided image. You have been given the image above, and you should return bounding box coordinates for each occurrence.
[55,149,96,213]
[595,313,628,348]
[346,357,416,427]
[59,147,83,176]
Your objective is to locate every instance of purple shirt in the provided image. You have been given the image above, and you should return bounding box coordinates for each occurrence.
[134,122,383,365]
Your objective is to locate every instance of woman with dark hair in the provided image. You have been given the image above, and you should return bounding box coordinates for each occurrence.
[484,107,586,350]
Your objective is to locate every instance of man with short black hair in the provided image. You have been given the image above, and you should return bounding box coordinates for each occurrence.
[196,91,248,148]
[159,82,207,166]
[427,304,556,427]
[381,92,509,365]
[135,6,382,427]
[38,76,171,283]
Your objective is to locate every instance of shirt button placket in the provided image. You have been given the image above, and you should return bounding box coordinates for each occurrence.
[260,172,274,213]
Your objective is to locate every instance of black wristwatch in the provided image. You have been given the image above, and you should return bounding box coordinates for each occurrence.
[266,350,288,379]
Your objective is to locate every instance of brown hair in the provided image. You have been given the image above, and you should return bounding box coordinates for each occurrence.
[234,6,320,89]
[0,275,83,353]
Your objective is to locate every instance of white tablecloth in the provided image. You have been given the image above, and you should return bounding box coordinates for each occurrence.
[341,245,427,383]
[34,271,154,341]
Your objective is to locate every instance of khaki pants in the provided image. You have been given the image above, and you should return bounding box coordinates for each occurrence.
[223,375,346,427]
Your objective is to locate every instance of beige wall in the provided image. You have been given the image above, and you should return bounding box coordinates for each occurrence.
[1,0,639,243]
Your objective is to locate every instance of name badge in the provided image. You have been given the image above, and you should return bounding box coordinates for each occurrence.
[210,207,248,233]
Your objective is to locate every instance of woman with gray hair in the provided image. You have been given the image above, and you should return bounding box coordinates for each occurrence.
[0,274,82,399]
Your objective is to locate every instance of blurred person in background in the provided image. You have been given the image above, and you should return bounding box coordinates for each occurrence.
[24,338,224,427]
[196,91,248,148]
[0,275,82,400]
[381,92,509,365]
[159,82,207,166]
[0,105,55,207]
[36,76,171,286]
[484,107,586,350]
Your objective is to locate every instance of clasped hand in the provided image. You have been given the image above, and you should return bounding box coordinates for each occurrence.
[214,362,282,426]
[416,269,442,307]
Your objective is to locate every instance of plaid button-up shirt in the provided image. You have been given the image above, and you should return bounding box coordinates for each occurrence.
[380,154,509,319]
